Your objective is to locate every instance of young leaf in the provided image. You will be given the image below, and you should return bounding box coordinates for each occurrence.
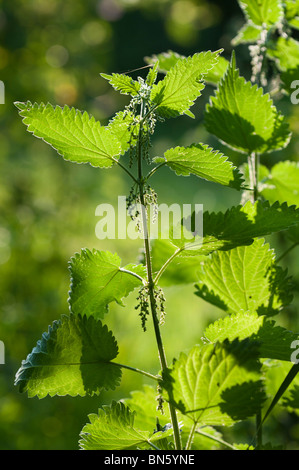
[205,53,291,154]
[203,311,299,362]
[159,143,244,190]
[14,314,121,398]
[79,401,172,450]
[285,0,299,29]
[100,73,141,96]
[267,36,299,71]
[163,340,266,426]
[237,0,283,27]
[145,50,229,86]
[14,101,121,168]
[150,50,222,119]
[69,249,146,319]
[107,110,137,155]
[195,238,293,316]
[260,161,299,208]
[231,23,262,46]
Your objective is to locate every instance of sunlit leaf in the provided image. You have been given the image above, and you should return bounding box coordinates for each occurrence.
[15,314,121,398]
[69,249,146,319]
[205,53,291,154]
[150,50,222,119]
[14,101,121,168]
[163,340,266,426]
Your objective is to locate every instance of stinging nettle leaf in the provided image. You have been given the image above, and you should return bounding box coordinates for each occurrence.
[107,110,137,155]
[14,313,122,398]
[100,73,141,96]
[237,0,283,27]
[150,50,223,119]
[205,53,291,154]
[14,101,121,168]
[79,401,173,450]
[195,238,293,316]
[161,143,244,190]
[203,311,299,362]
[163,340,266,426]
[231,22,262,46]
[260,160,299,209]
[68,249,146,319]
[266,36,299,71]
[145,50,229,86]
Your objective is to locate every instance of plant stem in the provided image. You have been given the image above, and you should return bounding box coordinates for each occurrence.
[185,422,197,450]
[153,248,182,284]
[111,361,159,381]
[256,410,262,448]
[195,429,239,450]
[248,151,259,203]
[136,100,182,451]
[112,157,138,184]
[119,267,146,284]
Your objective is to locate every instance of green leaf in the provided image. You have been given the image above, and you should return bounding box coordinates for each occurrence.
[262,363,299,423]
[163,340,266,426]
[260,161,299,208]
[14,314,121,398]
[285,0,299,29]
[150,50,222,119]
[172,200,299,256]
[145,61,159,86]
[267,36,299,71]
[100,73,141,96]
[231,23,262,45]
[124,385,225,450]
[203,311,299,362]
[69,249,146,319]
[237,0,283,27]
[145,51,229,86]
[79,401,172,450]
[195,238,293,316]
[107,110,137,155]
[144,50,185,74]
[205,53,291,154]
[161,143,244,190]
[281,65,299,95]
[14,101,121,168]
[265,360,299,413]
[151,201,299,285]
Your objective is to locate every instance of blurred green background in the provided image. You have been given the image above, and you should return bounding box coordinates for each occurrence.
[1,0,299,450]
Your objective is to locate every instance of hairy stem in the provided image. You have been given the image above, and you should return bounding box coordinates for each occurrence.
[136,100,182,450]
[248,151,259,203]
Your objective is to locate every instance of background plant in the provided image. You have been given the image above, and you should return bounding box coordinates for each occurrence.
[2,0,299,450]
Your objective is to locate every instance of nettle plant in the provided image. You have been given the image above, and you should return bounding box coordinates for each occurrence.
[14,0,299,451]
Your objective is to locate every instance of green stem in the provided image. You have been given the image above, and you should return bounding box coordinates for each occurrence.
[112,157,138,184]
[256,410,262,448]
[248,152,259,203]
[136,100,182,451]
[111,361,159,381]
[185,422,197,450]
[145,161,167,181]
[153,248,182,284]
[195,429,239,450]
[119,268,145,284]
